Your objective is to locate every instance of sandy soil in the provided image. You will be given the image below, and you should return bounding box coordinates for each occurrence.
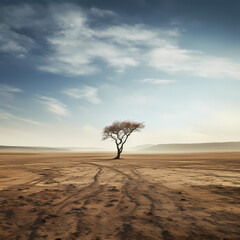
[0,152,240,240]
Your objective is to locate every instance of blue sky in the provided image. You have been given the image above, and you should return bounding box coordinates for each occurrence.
[0,0,240,147]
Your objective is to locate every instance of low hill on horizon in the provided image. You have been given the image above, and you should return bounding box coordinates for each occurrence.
[139,142,240,153]
[1,141,240,153]
[0,145,109,152]
[0,145,67,152]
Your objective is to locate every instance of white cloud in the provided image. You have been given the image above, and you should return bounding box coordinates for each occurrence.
[63,86,101,104]
[0,84,22,98]
[90,7,116,17]
[148,45,240,79]
[0,103,22,111]
[37,96,68,116]
[141,78,174,84]
[0,109,42,126]
[37,4,177,75]
[39,4,240,79]
[0,23,33,57]
[2,4,36,28]
[2,3,240,79]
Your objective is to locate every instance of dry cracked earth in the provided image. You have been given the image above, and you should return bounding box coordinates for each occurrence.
[0,152,240,240]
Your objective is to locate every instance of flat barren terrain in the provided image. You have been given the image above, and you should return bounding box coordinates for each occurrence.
[0,152,240,240]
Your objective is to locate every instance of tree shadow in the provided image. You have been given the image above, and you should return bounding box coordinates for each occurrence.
[90,157,125,161]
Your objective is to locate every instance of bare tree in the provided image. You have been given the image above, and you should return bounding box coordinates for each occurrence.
[102,120,145,159]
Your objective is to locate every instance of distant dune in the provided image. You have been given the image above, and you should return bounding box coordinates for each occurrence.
[139,142,240,153]
[0,145,67,152]
[128,144,155,151]
[1,141,240,153]
[0,145,108,152]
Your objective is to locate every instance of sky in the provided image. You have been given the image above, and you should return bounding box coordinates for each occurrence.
[0,0,240,148]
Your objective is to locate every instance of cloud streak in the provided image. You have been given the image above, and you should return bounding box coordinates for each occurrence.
[0,84,22,98]
[37,96,68,116]
[1,3,240,80]
[63,86,101,104]
[148,46,240,79]
[141,79,174,84]
[38,4,240,79]
[0,23,33,58]
[38,4,143,75]
[0,109,42,126]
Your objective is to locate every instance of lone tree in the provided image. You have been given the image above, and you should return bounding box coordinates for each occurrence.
[102,120,145,159]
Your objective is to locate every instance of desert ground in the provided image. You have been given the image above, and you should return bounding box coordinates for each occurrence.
[0,152,239,240]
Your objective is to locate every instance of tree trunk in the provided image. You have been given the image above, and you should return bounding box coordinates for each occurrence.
[114,148,121,159]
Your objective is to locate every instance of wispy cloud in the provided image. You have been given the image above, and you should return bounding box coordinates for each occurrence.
[148,46,240,79]
[141,78,174,84]
[0,103,22,111]
[38,4,240,79]
[116,93,148,106]
[0,84,22,98]
[0,23,33,58]
[0,109,42,126]
[90,7,116,17]
[63,86,101,104]
[37,96,68,116]
[36,4,177,75]
[1,3,240,79]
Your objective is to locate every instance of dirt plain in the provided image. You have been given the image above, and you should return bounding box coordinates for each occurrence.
[0,152,240,240]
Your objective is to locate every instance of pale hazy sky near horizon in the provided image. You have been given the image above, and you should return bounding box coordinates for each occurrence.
[0,0,240,148]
